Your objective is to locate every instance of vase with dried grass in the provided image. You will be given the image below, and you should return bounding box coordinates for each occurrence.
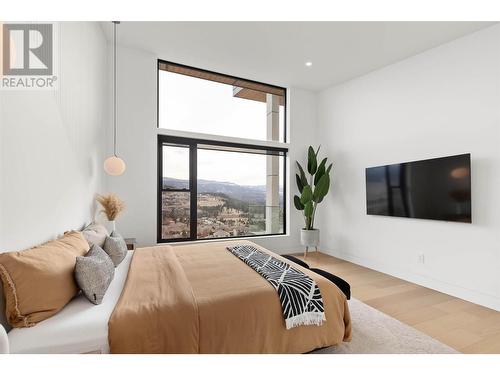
[96,193,125,233]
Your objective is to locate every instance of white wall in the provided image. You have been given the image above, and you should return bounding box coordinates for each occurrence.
[104,45,157,247]
[105,45,317,254]
[253,88,317,253]
[0,22,108,252]
[316,24,500,310]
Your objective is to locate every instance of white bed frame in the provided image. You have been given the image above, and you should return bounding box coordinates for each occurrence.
[0,281,10,354]
[0,324,8,354]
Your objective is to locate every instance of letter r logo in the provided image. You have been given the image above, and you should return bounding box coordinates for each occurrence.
[2,24,53,76]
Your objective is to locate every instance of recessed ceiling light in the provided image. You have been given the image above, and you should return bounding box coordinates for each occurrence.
[305,61,313,67]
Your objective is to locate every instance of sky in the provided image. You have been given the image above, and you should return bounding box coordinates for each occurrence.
[163,145,283,186]
[159,71,284,186]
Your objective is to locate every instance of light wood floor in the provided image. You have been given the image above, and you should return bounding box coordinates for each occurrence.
[293,251,500,354]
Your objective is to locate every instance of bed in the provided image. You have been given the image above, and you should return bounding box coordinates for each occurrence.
[3,240,351,354]
[6,251,133,354]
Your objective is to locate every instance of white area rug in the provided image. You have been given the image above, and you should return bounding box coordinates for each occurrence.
[313,298,458,354]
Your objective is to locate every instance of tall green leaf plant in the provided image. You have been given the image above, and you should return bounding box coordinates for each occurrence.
[294,146,332,230]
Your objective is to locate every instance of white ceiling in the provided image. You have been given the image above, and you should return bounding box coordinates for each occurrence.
[102,21,495,91]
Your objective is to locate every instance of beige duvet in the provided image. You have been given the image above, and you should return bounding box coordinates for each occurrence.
[108,240,351,353]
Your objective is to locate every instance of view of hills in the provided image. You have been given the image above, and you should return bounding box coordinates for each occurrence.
[163,177,283,205]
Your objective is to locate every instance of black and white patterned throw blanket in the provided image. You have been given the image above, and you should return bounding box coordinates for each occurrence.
[227,244,326,329]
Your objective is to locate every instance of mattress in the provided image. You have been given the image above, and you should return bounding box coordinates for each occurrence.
[7,251,133,354]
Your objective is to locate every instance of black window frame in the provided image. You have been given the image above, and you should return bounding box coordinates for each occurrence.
[157,135,288,243]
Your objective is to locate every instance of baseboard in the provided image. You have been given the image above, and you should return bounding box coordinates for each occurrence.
[324,248,500,312]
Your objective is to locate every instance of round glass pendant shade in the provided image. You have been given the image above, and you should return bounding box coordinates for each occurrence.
[104,156,126,176]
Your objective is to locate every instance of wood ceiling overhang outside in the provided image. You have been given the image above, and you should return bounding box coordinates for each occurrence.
[159,61,285,105]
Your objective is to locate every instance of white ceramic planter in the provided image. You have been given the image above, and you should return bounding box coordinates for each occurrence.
[300,229,320,248]
[107,220,116,233]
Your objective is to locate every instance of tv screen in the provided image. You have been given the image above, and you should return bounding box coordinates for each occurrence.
[365,154,471,223]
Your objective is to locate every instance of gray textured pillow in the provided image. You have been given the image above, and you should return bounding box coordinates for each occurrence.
[103,231,127,267]
[75,245,114,305]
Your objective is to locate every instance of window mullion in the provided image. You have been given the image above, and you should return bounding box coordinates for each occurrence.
[157,139,163,243]
[189,144,198,241]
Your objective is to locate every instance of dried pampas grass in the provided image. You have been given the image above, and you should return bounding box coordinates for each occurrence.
[97,193,125,221]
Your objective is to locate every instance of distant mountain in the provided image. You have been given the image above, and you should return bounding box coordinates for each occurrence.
[163,177,283,205]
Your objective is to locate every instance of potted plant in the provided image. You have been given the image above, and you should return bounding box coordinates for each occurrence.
[294,146,332,256]
[97,193,125,232]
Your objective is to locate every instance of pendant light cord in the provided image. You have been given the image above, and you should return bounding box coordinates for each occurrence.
[113,21,118,156]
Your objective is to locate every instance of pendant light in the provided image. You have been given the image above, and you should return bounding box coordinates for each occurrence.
[104,21,126,176]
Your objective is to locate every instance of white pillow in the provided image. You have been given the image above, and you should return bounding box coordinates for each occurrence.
[82,223,109,248]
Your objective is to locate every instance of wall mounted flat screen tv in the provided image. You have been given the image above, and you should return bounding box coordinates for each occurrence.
[365,154,471,223]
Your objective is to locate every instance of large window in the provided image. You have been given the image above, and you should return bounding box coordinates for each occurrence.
[158,61,286,142]
[158,136,286,242]
[158,61,287,243]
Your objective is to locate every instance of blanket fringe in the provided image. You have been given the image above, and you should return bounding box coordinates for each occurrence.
[285,312,326,330]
